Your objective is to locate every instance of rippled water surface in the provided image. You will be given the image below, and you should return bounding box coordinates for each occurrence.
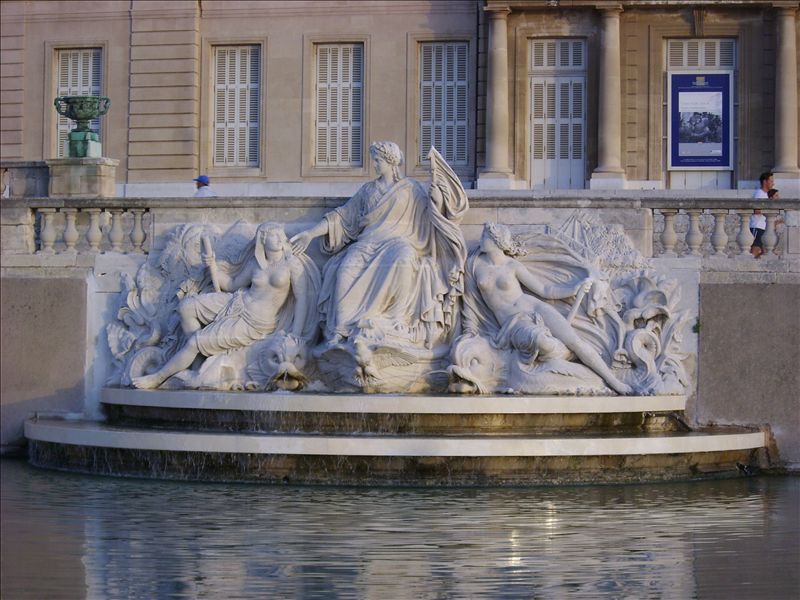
[2,460,798,599]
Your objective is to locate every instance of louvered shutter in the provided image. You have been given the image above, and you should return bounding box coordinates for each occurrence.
[529,39,585,189]
[55,48,101,158]
[667,39,737,70]
[315,43,363,168]
[213,45,260,167]
[419,42,469,165]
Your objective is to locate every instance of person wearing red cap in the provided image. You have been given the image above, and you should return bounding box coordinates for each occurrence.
[193,175,216,198]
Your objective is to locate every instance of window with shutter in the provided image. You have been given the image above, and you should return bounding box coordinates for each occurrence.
[315,43,363,168]
[418,41,469,165]
[528,39,586,189]
[213,45,260,167]
[55,48,101,158]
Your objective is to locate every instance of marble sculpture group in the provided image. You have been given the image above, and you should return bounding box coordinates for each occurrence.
[107,142,689,396]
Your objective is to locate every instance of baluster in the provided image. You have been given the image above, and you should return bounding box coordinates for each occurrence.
[736,210,755,257]
[710,209,729,257]
[85,208,103,252]
[62,208,79,253]
[685,209,704,256]
[38,208,57,254]
[659,209,678,257]
[762,210,779,257]
[129,209,146,253]
[109,209,125,252]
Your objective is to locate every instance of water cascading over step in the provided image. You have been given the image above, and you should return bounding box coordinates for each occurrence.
[24,389,767,486]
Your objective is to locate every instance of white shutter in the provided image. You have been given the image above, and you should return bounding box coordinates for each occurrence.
[213,45,260,167]
[419,41,469,165]
[666,39,737,70]
[55,48,101,158]
[315,43,363,168]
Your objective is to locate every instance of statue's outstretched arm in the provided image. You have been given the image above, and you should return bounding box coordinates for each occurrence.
[290,220,328,255]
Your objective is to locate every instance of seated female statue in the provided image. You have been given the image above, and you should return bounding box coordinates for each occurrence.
[290,141,467,351]
[132,222,319,390]
[465,222,633,395]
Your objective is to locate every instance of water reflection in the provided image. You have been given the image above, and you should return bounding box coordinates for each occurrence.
[2,460,798,599]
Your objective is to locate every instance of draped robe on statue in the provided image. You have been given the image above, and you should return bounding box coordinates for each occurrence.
[318,176,467,348]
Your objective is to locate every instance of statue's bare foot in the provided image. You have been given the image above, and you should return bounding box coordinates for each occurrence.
[132,373,163,389]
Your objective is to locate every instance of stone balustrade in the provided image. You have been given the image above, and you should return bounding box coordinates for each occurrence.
[652,204,791,259]
[1,196,798,261]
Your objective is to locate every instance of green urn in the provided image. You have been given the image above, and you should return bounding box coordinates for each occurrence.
[54,95,111,158]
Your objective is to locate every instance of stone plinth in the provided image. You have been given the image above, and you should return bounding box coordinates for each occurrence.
[46,158,118,198]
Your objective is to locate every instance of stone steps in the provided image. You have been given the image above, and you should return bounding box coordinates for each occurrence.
[23,388,768,485]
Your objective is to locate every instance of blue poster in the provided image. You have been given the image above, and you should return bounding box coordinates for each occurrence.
[668,72,732,169]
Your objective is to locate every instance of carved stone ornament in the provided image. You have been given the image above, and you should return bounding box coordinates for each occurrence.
[107,144,689,396]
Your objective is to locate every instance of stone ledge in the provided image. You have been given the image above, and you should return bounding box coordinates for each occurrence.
[26,418,764,457]
[102,387,688,414]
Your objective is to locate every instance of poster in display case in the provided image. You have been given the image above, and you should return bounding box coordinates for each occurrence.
[668,72,733,170]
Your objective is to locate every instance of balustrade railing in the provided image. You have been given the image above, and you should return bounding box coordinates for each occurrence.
[2,197,798,260]
[34,206,150,255]
[652,207,789,259]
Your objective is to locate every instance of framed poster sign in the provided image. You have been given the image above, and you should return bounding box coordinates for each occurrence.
[668,71,733,170]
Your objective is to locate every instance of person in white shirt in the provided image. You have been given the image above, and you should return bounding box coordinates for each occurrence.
[749,171,773,257]
[193,175,217,198]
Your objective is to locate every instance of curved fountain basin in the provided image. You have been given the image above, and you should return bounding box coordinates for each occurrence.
[99,388,691,435]
[24,389,767,486]
[26,418,763,457]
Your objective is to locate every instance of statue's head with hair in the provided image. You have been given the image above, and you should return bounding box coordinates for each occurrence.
[369,141,403,182]
[253,222,292,269]
[483,222,528,257]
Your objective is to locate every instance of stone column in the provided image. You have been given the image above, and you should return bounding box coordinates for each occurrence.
[590,4,626,190]
[477,6,514,189]
[773,6,800,194]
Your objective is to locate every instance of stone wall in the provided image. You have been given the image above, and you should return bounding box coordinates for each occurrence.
[1,276,87,454]
[697,281,800,468]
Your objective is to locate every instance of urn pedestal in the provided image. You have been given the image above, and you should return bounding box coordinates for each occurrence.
[45,157,118,198]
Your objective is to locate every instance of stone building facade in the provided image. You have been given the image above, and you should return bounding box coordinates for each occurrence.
[1,0,798,195]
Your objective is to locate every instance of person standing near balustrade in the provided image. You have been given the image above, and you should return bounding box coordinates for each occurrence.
[750,171,773,257]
